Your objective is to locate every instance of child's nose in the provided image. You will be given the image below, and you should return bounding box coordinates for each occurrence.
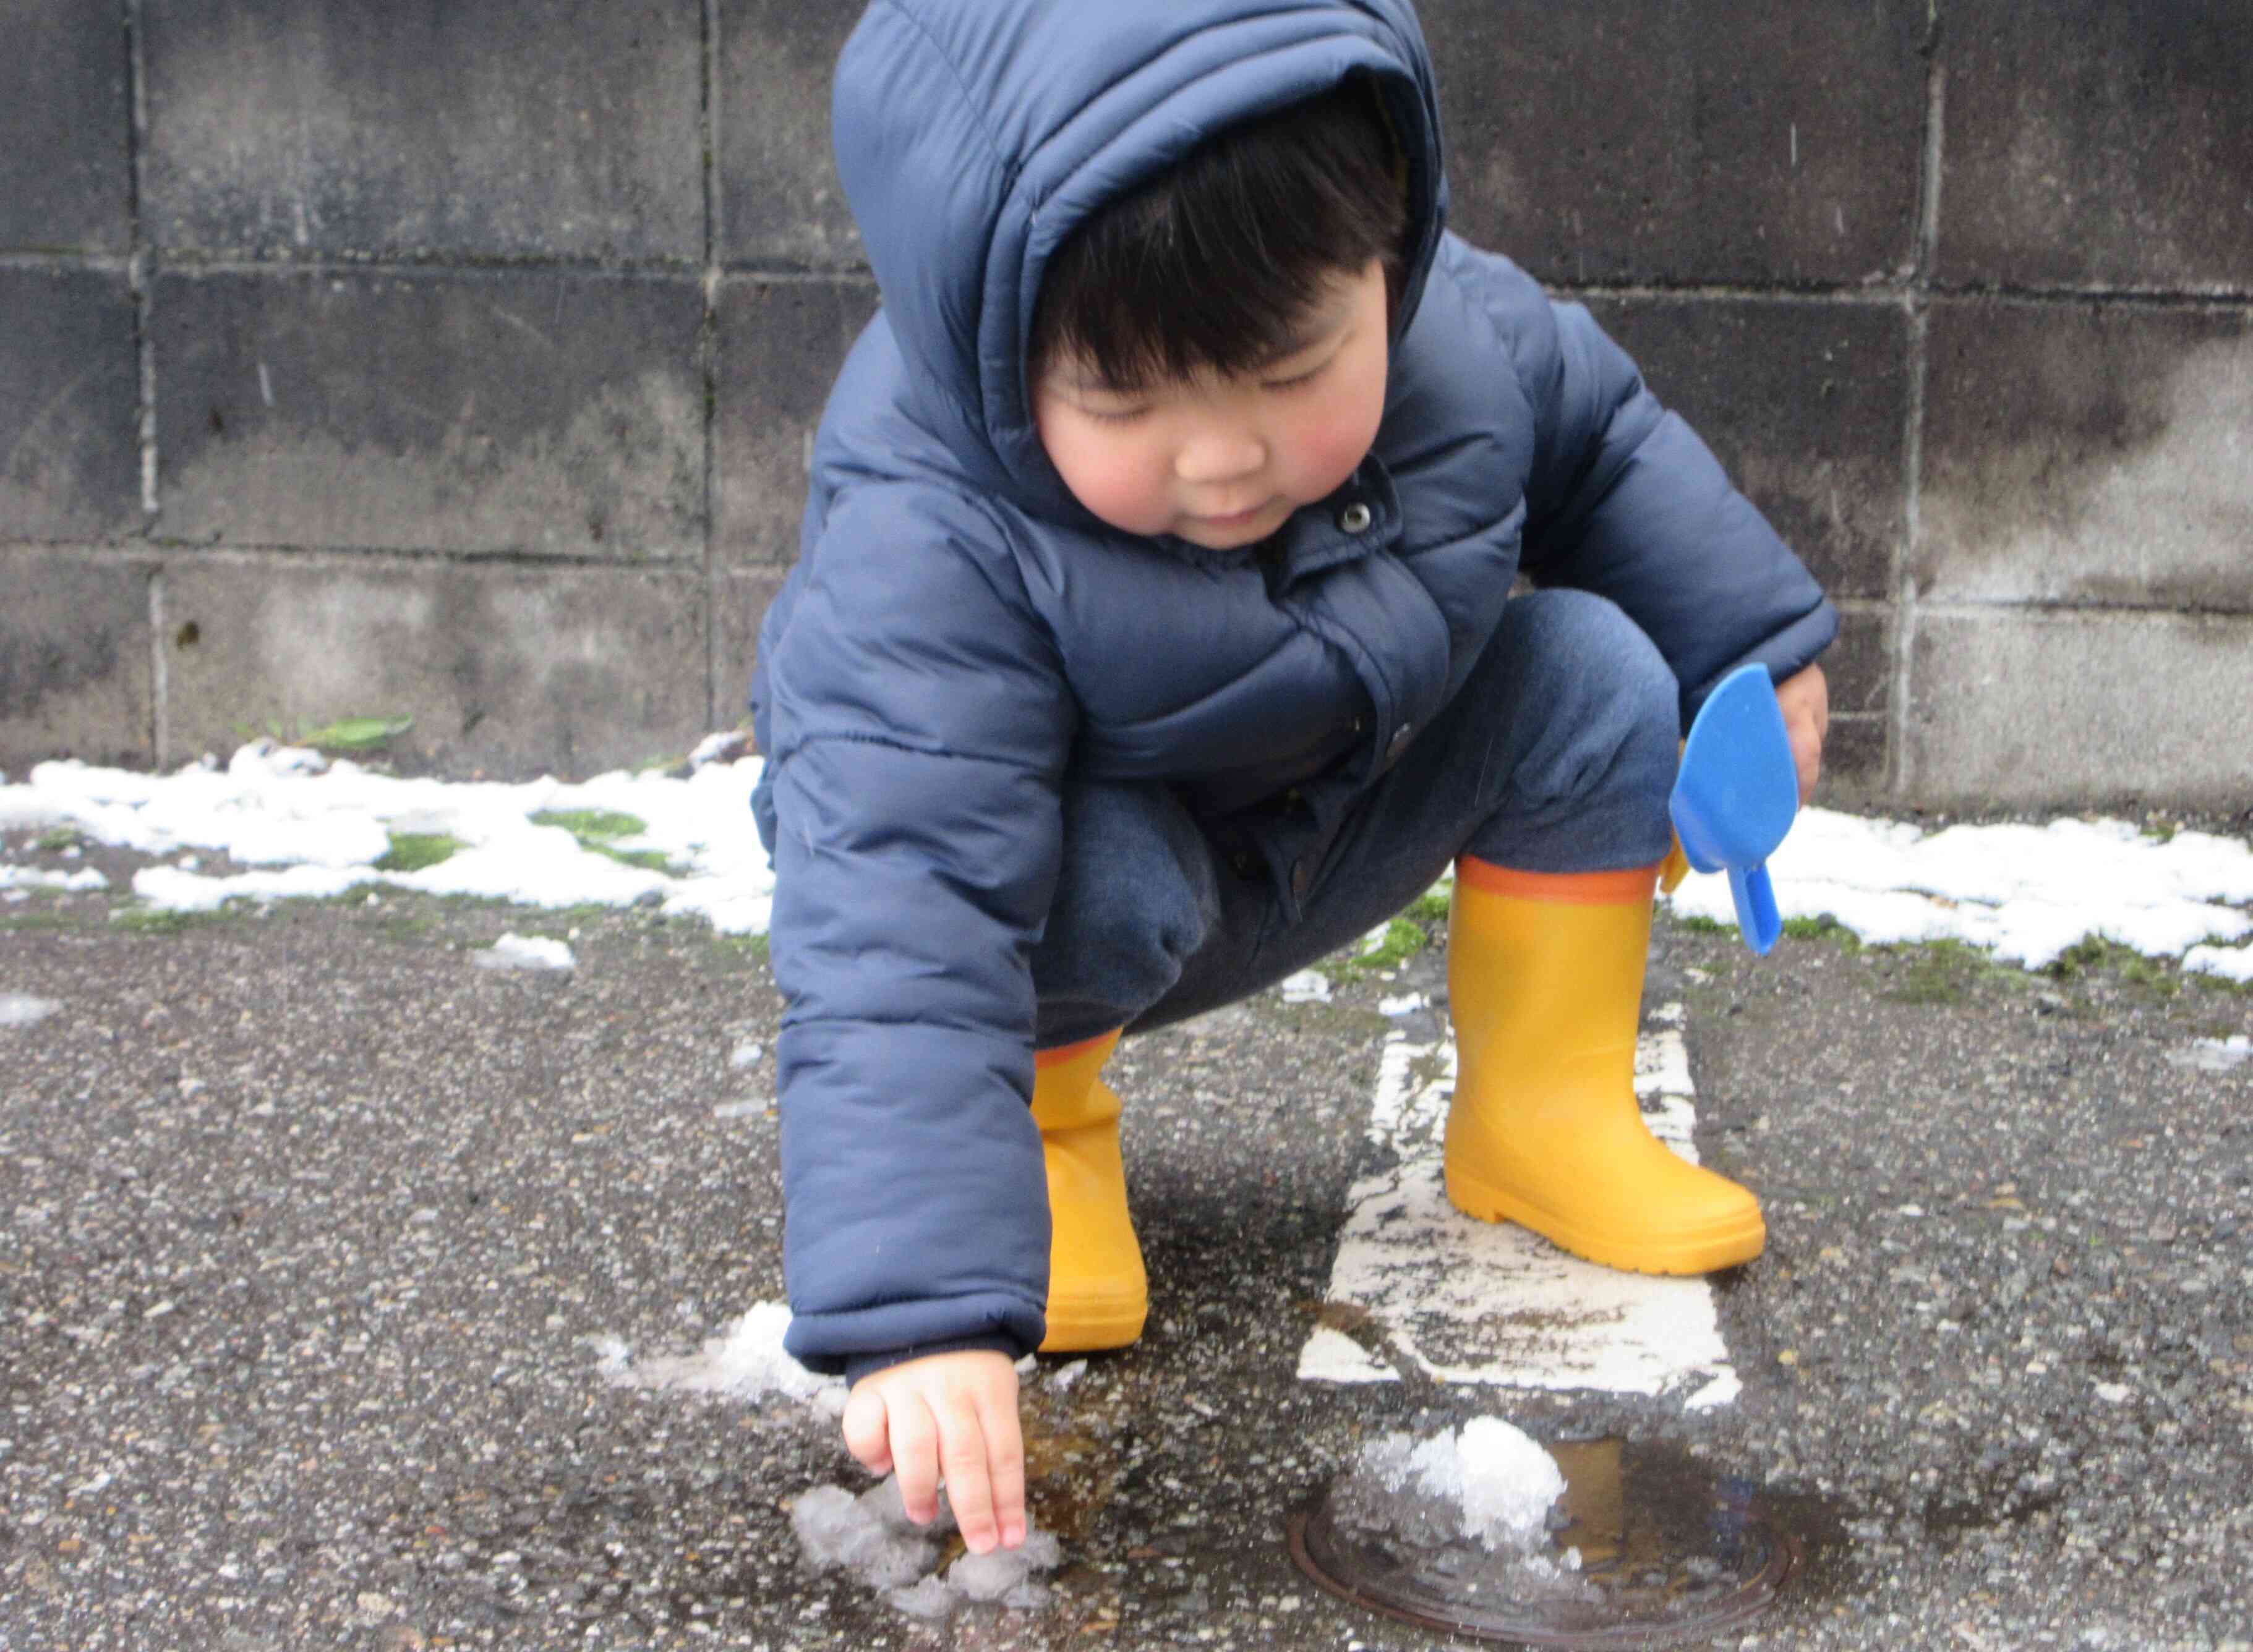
[1175,424,1266,485]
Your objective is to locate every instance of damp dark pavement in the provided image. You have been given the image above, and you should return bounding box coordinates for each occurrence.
[4,830,2252,1652]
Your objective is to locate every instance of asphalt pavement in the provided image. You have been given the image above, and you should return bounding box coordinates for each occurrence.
[3,828,2251,1651]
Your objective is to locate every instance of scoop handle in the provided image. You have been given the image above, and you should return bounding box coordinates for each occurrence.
[1729,863,1781,956]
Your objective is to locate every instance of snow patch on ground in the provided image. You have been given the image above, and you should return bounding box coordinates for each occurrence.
[2184,942,2253,983]
[3,741,777,935]
[472,933,575,973]
[2167,1035,2251,1073]
[597,1301,845,1415]
[12,747,2249,980]
[1664,809,2253,969]
[0,994,63,1028]
[0,866,108,893]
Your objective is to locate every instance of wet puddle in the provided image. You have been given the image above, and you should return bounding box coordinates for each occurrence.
[1291,1436,1801,1648]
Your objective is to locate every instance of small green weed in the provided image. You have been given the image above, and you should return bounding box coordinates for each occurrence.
[1881,939,2026,1006]
[1406,890,1453,926]
[35,828,83,853]
[1670,913,1731,936]
[1782,914,1863,952]
[302,714,414,752]
[589,843,675,874]
[110,906,229,936]
[533,809,647,840]
[1,909,77,933]
[1319,914,1433,983]
[374,832,463,873]
[2046,935,2182,998]
[531,809,678,874]
[2189,968,2253,998]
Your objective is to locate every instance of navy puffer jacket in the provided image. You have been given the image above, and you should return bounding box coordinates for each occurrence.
[751,0,1837,1379]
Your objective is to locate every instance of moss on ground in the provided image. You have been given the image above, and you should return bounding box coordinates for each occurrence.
[2045,935,2185,1000]
[109,906,232,936]
[532,809,648,841]
[1879,939,2032,1007]
[529,809,678,875]
[1782,914,1863,952]
[374,832,463,873]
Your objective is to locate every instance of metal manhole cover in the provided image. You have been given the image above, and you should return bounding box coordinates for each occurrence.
[1289,1437,1798,1648]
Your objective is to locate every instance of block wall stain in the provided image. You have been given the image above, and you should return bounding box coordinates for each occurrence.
[1922,307,2253,614]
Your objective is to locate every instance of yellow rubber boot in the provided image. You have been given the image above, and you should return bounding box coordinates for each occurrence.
[1032,1030,1148,1352]
[1443,857,1765,1274]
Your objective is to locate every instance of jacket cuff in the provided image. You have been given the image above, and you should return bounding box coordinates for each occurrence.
[842,1333,1030,1389]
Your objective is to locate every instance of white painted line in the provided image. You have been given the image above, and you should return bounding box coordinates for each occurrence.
[1298,1005,1740,1410]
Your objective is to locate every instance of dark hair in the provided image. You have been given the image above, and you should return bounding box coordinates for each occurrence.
[1028,79,1409,393]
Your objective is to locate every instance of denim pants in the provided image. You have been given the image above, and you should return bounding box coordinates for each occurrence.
[1030,588,1681,1049]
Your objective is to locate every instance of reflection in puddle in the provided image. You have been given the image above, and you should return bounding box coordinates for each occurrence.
[1292,1435,1799,1648]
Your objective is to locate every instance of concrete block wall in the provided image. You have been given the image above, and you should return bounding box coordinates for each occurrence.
[2,1,2247,809]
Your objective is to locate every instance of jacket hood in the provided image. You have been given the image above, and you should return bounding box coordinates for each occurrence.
[831,0,1449,518]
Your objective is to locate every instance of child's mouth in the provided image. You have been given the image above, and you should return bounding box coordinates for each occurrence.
[1189,503,1275,531]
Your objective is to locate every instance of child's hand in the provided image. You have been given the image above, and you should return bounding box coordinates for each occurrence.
[1775,663,1828,804]
[841,1349,1026,1554]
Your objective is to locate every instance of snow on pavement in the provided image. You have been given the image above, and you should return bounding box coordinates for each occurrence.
[1661,807,2253,976]
[1,739,776,935]
[6,741,2248,978]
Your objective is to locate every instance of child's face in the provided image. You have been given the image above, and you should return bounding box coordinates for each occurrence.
[1032,260,1391,551]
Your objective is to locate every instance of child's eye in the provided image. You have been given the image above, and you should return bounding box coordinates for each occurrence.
[1083,402,1151,425]
[1263,360,1329,393]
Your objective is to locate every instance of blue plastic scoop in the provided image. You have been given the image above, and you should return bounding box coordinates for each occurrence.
[1669,663,1800,955]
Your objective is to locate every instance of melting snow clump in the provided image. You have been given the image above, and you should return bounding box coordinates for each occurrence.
[1336,1417,1565,1553]
[473,933,575,972]
[1325,1415,1595,1595]
[792,1479,946,1590]
[791,1476,1062,1620]
[1281,969,1332,1003]
[1326,1418,1590,1604]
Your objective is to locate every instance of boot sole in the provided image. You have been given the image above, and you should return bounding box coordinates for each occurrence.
[1446,1167,1766,1275]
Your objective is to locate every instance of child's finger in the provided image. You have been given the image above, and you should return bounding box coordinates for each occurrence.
[934,1397,999,1553]
[887,1395,943,1525]
[977,1387,1027,1549]
[841,1382,894,1476]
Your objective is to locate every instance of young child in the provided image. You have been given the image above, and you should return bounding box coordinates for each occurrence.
[748,0,1833,1557]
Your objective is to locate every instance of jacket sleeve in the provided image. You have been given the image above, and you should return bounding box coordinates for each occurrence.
[1466,242,1838,723]
[760,483,1075,1382]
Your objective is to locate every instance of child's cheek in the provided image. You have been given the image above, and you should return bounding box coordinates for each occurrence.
[1296,393,1384,501]
[1041,417,1172,537]
[1072,451,1174,537]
